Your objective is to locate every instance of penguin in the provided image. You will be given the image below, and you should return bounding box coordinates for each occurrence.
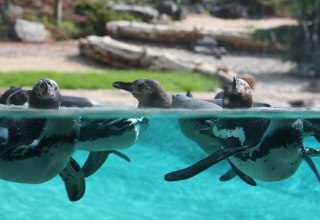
[113,78,256,185]
[164,79,320,184]
[0,79,85,201]
[0,85,148,178]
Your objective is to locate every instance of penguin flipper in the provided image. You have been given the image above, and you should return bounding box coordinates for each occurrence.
[164,146,249,182]
[219,168,236,181]
[228,160,256,186]
[82,150,130,177]
[59,157,86,202]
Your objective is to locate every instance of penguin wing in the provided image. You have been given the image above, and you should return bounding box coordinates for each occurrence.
[82,150,130,177]
[164,145,250,182]
[59,157,86,202]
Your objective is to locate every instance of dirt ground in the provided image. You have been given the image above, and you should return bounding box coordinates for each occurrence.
[0,15,318,107]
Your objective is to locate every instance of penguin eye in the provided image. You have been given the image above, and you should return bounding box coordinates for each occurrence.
[137,84,144,90]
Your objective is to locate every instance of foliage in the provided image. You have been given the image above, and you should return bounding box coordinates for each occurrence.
[253,0,320,76]
[74,0,139,36]
[0,70,219,92]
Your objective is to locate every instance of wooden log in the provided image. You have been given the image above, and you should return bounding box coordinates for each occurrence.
[106,21,266,51]
[79,35,235,83]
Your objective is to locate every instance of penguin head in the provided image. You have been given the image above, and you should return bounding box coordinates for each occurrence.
[29,79,61,109]
[222,77,252,109]
[113,79,171,108]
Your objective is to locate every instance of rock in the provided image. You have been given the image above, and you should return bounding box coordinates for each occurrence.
[288,99,309,107]
[1,2,23,16]
[307,80,320,93]
[12,19,51,42]
[106,21,266,52]
[210,3,248,19]
[79,35,233,83]
[156,0,177,16]
[190,36,225,58]
[112,4,159,22]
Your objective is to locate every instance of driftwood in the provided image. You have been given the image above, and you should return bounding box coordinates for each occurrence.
[79,35,234,83]
[106,21,266,51]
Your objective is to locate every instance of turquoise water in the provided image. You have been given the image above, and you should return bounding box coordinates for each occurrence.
[0,108,320,220]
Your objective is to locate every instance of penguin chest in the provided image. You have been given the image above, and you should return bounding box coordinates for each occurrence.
[230,145,303,181]
[229,120,304,181]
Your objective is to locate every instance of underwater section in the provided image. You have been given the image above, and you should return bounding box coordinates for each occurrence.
[0,108,319,220]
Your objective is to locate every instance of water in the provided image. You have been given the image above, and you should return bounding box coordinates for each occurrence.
[0,107,320,220]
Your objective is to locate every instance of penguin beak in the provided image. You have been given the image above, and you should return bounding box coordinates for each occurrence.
[113,81,134,91]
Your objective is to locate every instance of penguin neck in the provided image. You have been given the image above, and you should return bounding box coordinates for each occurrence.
[138,92,172,108]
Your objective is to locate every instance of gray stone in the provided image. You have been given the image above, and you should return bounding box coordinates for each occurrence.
[112,4,159,22]
[12,19,51,43]
[7,2,23,16]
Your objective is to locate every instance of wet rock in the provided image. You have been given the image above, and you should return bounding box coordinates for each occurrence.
[12,19,51,42]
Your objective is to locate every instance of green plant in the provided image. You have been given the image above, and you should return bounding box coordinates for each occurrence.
[74,0,140,36]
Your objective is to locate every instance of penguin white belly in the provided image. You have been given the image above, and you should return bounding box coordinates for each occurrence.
[230,145,303,181]
[0,142,74,183]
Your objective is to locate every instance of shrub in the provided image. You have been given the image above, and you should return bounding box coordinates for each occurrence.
[74,0,139,36]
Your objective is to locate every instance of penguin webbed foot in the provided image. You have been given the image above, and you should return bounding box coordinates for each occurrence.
[219,168,236,181]
[111,150,131,162]
[164,146,249,182]
[219,162,257,186]
[302,146,320,182]
[60,157,86,202]
[228,160,257,186]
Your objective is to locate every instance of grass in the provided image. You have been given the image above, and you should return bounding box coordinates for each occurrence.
[0,70,220,92]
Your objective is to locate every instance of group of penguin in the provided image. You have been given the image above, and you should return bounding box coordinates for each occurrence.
[1,77,320,202]
[0,79,149,201]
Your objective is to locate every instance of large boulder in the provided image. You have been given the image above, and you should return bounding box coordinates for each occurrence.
[12,19,51,42]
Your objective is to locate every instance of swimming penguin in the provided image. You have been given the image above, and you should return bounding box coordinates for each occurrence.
[164,80,320,183]
[113,78,256,185]
[0,79,85,201]
[0,85,147,178]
